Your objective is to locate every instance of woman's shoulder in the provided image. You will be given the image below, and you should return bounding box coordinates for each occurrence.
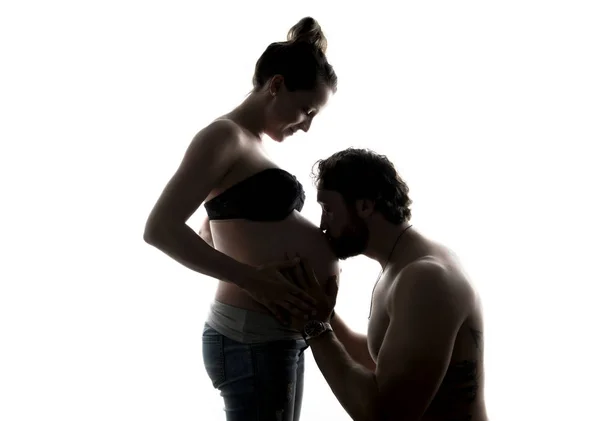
[185,118,250,162]
[200,118,244,140]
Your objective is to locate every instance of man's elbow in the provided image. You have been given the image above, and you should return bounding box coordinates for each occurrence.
[364,387,402,421]
[360,404,382,421]
[355,375,384,421]
[366,406,391,421]
[368,399,418,421]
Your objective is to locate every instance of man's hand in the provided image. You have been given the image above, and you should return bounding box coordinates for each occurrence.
[276,255,338,331]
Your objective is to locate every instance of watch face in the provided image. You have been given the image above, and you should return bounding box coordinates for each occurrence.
[304,320,324,336]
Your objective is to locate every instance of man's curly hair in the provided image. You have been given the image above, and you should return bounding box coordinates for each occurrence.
[311,148,412,224]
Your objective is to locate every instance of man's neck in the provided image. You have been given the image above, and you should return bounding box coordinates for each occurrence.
[363,220,413,267]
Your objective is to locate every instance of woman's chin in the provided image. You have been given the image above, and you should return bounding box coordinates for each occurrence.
[269,130,289,143]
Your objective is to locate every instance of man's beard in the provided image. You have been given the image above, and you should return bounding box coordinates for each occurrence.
[328,215,369,260]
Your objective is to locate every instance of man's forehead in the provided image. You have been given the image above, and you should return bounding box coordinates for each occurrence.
[316,189,341,203]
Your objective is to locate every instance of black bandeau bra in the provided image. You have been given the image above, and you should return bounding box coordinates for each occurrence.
[204,168,305,221]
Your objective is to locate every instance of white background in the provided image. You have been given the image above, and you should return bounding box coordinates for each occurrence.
[1,1,599,420]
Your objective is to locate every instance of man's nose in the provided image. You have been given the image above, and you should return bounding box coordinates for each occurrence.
[319,217,326,232]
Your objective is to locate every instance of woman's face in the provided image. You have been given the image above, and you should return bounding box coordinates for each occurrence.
[265,77,332,142]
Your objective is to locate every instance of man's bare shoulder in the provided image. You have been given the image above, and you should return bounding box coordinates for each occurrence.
[388,256,475,315]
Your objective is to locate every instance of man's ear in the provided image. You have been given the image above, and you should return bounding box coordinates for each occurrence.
[355,199,375,218]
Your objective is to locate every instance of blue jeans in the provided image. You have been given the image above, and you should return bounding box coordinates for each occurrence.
[202,323,309,421]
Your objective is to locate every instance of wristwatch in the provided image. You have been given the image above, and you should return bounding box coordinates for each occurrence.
[303,320,333,341]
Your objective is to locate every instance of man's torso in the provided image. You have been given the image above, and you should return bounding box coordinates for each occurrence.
[367,243,488,420]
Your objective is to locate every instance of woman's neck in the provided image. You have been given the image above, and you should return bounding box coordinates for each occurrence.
[226,92,268,140]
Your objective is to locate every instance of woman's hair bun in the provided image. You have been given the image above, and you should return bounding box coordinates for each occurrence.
[287,17,328,54]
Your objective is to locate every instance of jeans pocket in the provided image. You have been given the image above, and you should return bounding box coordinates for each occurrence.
[202,326,226,389]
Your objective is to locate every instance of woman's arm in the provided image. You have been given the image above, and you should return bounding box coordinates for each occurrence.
[144,120,249,285]
[144,120,317,320]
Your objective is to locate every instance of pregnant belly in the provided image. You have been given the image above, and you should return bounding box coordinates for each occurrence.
[209,211,339,313]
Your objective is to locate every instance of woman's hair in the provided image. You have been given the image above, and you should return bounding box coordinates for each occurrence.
[252,17,337,93]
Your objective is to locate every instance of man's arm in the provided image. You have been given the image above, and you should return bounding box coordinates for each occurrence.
[372,261,468,420]
[307,261,469,421]
[307,331,379,420]
[331,313,376,371]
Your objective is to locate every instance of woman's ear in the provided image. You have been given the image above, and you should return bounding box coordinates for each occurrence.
[268,75,285,96]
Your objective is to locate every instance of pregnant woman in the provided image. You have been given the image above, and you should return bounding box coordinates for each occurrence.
[144,17,339,421]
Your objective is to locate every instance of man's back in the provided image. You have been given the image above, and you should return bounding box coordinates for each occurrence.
[426,291,486,420]
[368,235,488,421]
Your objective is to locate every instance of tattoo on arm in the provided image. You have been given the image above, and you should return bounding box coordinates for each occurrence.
[469,328,483,352]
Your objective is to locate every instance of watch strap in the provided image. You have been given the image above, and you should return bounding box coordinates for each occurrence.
[303,321,333,341]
